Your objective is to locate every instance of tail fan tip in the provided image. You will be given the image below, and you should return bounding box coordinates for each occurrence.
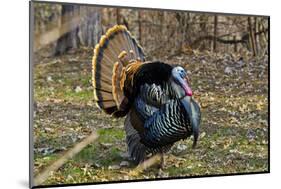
[92,25,145,115]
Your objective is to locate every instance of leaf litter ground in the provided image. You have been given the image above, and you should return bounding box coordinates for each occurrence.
[33,48,268,185]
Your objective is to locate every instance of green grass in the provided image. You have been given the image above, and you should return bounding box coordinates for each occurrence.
[98,128,125,143]
[33,50,268,185]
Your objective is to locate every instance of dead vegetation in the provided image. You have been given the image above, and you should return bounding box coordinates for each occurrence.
[32,2,268,186]
[33,48,268,185]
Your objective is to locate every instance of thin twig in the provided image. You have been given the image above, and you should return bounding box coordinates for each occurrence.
[129,154,161,176]
[34,131,99,186]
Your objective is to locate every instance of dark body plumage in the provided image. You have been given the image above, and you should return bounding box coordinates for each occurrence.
[92,25,201,164]
[124,62,173,100]
[125,66,201,162]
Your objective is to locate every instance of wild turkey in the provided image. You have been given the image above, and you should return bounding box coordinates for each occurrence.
[92,25,201,165]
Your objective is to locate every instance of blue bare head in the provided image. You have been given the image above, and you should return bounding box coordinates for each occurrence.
[171,66,193,98]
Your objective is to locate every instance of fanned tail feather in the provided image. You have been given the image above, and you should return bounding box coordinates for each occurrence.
[92,25,145,115]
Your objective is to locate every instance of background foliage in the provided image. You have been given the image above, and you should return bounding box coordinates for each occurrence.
[32,2,269,186]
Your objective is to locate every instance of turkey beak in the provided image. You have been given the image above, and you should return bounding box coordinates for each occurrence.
[185,75,191,84]
[180,96,199,148]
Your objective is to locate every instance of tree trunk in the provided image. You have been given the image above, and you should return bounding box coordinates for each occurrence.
[254,17,259,54]
[259,18,268,52]
[116,9,121,24]
[234,36,238,53]
[138,11,142,44]
[213,15,218,52]
[78,7,101,47]
[54,4,79,56]
[54,5,102,56]
[198,15,207,50]
[248,17,257,56]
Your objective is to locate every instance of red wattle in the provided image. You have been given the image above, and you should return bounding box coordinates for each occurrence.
[185,85,193,96]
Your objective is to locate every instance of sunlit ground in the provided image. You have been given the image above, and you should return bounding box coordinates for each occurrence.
[33,48,268,185]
